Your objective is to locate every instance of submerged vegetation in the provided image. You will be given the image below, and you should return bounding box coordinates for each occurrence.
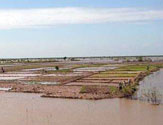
[143,87,161,105]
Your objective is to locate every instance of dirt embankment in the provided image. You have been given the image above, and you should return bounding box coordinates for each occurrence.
[7,84,123,100]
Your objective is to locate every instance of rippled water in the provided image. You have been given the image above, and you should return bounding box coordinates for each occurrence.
[133,69,163,104]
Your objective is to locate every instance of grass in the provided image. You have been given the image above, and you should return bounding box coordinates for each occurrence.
[92,73,137,78]
[80,86,87,93]
[54,69,72,73]
[116,65,157,71]
[89,65,154,78]
[152,64,163,68]
[117,66,147,71]
[101,71,139,74]
[121,84,137,96]
[108,86,118,94]
[40,69,72,74]
[79,84,137,97]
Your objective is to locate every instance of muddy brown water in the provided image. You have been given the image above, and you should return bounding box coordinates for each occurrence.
[0,92,162,125]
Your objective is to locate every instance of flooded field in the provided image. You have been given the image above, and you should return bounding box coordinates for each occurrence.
[0,92,162,125]
[0,59,162,99]
[0,58,163,124]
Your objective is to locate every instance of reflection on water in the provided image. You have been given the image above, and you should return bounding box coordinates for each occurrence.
[23,81,59,85]
[134,69,163,104]
[0,92,162,125]
[73,66,116,72]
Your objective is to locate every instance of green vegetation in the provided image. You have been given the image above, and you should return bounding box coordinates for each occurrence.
[80,86,87,93]
[92,73,137,78]
[55,69,71,73]
[137,56,143,62]
[153,64,163,68]
[121,84,137,96]
[102,71,139,74]
[146,65,150,71]
[108,86,118,94]
[116,65,157,71]
[55,66,59,71]
[44,69,72,74]
[63,57,67,60]
[90,64,158,79]
[117,66,146,71]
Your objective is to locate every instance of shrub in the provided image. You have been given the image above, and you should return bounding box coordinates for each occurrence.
[55,66,59,71]
[122,84,137,96]
[80,86,87,93]
[63,57,67,60]
[108,86,118,94]
[137,56,143,62]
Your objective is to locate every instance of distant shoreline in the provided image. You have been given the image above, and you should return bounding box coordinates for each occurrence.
[0,55,163,60]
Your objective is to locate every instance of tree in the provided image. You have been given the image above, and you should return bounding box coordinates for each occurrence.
[63,57,67,60]
[55,66,59,71]
[147,65,150,71]
[137,56,143,62]
[1,67,5,73]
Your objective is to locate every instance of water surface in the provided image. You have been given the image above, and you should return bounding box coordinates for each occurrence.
[134,69,163,104]
[0,92,162,125]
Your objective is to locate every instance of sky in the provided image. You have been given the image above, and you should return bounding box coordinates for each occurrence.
[0,0,163,58]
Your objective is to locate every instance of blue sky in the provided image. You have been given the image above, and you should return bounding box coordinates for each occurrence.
[0,0,163,58]
[0,0,162,8]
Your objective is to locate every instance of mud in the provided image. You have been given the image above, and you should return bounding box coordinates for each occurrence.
[7,84,122,99]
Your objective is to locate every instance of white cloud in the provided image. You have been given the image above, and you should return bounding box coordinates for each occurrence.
[0,7,163,29]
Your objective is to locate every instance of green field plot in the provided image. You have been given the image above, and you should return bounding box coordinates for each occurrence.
[115,65,157,71]
[91,73,137,78]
